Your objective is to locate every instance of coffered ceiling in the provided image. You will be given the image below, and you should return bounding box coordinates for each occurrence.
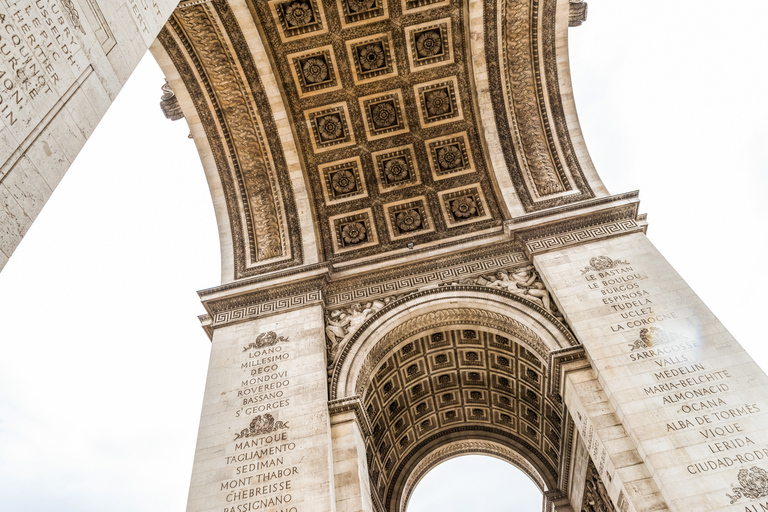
[156,0,606,279]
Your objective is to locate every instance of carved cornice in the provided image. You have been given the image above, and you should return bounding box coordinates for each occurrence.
[204,276,326,327]
[327,243,528,307]
[513,203,644,257]
[198,314,213,340]
[507,191,640,226]
[547,346,587,398]
[328,395,373,437]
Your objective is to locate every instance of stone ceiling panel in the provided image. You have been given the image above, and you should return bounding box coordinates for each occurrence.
[248,0,505,264]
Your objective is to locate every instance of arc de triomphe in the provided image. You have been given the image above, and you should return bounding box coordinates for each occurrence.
[0,1,766,511]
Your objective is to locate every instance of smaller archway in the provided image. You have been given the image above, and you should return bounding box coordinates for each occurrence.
[331,288,578,512]
[406,454,543,511]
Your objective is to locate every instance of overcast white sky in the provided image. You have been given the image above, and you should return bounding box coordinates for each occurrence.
[0,2,766,511]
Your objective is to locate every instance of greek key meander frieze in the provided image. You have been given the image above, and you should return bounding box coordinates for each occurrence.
[212,289,323,325]
[523,219,641,254]
[325,250,528,306]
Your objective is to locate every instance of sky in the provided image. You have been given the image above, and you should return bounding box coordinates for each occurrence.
[0,1,767,511]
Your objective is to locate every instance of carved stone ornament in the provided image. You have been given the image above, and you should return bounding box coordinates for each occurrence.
[582,460,617,512]
[628,327,677,352]
[580,255,630,275]
[160,80,185,121]
[727,466,768,504]
[233,413,289,440]
[175,5,287,263]
[61,0,86,35]
[569,0,588,27]
[243,331,289,352]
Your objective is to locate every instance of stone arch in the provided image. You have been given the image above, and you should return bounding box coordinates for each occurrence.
[331,288,578,511]
[398,439,545,512]
[332,286,577,399]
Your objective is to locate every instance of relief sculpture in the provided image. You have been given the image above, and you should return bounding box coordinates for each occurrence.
[325,293,413,371]
[233,413,289,440]
[443,265,563,320]
[581,460,617,512]
[176,5,285,262]
[503,0,565,196]
[727,466,768,504]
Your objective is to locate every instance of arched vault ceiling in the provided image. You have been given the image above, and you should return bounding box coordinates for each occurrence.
[360,328,564,510]
[156,0,604,278]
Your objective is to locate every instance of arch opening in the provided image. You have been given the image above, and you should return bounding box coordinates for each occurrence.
[332,290,577,512]
[406,454,543,512]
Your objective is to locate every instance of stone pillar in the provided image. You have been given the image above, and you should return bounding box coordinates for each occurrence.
[187,304,335,512]
[0,0,178,269]
[329,399,374,512]
[535,232,768,511]
[561,360,667,511]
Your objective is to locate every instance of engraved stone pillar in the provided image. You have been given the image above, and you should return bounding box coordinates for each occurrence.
[534,232,768,511]
[186,304,335,512]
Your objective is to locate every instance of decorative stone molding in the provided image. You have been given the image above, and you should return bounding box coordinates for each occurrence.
[439,265,565,319]
[328,395,373,436]
[325,291,415,374]
[385,426,558,508]
[326,245,528,307]
[526,219,641,255]
[175,5,287,262]
[342,303,568,397]
[328,286,579,397]
[159,80,184,120]
[513,203,644,257]
[501,0,566,197]
[547,345,587,398]
[485,0,596,210]
[212,289,323,326]
[202,277,325,328]
[569,0,588,27]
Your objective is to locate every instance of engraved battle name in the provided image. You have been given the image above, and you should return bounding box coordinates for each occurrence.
[580,255,768,500]
[220,331,299,512]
